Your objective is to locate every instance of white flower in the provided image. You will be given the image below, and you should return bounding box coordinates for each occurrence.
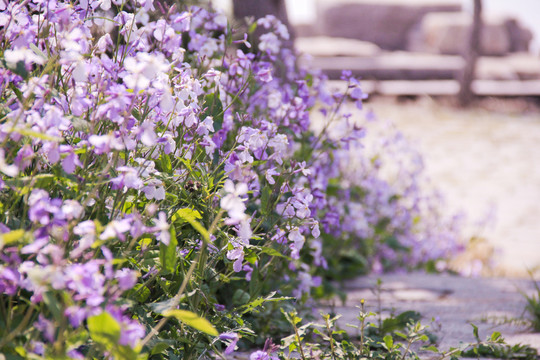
[220,180,248,224]
[142,179,166,201]
[0,149,18,177]
[4,48,45,67]
[153,212,170,245]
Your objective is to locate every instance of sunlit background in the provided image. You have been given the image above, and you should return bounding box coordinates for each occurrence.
[214,0,540,53]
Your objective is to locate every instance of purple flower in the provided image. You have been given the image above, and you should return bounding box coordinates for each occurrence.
[115,268,138,290]
[256,65,273,83]
[110,166,144,191]
[61,151,82,174]
[119,319,145,347]
[67,349,84,360]
[100,219,132,241]
[250,350,270,360]
[243,264,253,281]
[219,332,239,355]
[65,306,87,328]
[34,315,55,342]
[0,266,20,295]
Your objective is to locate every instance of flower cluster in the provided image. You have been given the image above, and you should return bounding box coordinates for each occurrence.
[0,0,462,358]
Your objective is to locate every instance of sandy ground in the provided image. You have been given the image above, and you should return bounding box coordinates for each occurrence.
[365,97,540,276]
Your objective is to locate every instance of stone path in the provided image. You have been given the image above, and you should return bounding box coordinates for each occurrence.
[326,273,540,353]
[320,98,540,356]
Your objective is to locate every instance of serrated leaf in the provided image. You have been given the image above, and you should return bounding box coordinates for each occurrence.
[162,310,218,336]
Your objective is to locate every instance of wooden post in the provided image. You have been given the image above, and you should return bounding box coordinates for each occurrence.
[457,0,483,107]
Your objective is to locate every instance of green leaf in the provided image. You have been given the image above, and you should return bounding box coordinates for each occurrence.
[471,323,479,340]
[161,154,172,174]
[260,247,291,260]
[179,158,192,172]
[383,335,394,349]
[8,83,25,102]
[114,344,141,360]
[244,249,258,264]
[232,289,250,306]
[132,284,151,303]
[202,93,223,131]
[260,185,271,215]
[159,226,178,274]
[422,345,440,353]
[150,342,171,356]
[239,292,293,314]
[248,22,257,34]
[171,208,210,244]
[29,43,48,61]
[490,331,502,342]
[42,292,62,322]
[87,312,121,348]
[7,127,63,142]
[162,309,218,337]
[0,229,26,249]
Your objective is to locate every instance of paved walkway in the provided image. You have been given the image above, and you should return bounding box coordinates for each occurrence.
[326,273,540,354]
[315,97,540,356]
[323,98,540,356]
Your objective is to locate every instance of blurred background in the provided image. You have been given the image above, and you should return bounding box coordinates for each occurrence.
[214,0,540,277]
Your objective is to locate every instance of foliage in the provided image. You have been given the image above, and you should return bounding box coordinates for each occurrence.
[264,304,536,360]
[0,0,463,358]
[520,270,540,332]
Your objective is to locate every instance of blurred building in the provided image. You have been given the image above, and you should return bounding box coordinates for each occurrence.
[288,0,540,96]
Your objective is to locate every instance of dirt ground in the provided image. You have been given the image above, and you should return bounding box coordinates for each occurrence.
[364,96,540,277]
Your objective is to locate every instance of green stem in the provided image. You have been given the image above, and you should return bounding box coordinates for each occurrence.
[0,304,36,349]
